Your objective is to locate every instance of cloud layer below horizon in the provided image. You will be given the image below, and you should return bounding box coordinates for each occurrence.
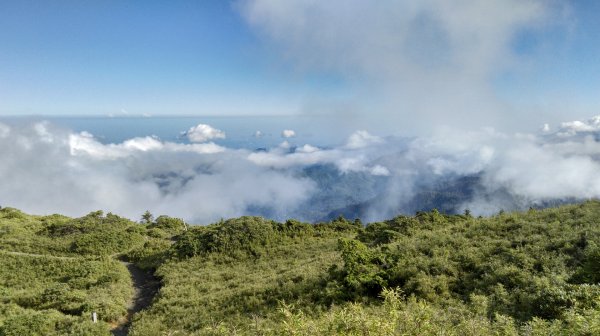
[2,117,600,224]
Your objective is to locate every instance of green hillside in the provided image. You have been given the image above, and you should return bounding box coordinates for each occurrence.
[1,202,600,335]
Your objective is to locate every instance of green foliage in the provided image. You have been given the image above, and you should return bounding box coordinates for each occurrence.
[0,210,145,257]
[572,242,600,284]
[173,216,314,259]
[0,207,27,220]
[192,288,600,336]
[4,202,600,335]
[135,200,600,335]
[0,303,110,336]
[38,283,87,314]
[314,215,363,232]
[149,215,187,235]
[141,210,154,225]
[67,212,146,256]
[335,238,388,298]
[335,201,600,324]
[0,253,132,320]
[357,221,401,245]
[0,210,144,334]
[126,238,173,270]
[129,223,346,335]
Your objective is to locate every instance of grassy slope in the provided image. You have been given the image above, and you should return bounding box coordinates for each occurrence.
[129,233,345,335]
[132,203,600,335]
[2,202,600,335]
[0,208,145,335]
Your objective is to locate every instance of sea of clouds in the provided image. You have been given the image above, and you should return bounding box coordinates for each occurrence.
[1,117,599,224]
[1,0,594,224]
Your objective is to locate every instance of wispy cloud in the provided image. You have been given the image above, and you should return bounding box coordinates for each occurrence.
[237,0,567,133]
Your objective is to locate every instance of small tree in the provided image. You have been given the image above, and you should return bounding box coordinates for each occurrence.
[141,210,154,224]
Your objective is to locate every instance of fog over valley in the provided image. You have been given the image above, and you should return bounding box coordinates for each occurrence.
[1,116,599,223]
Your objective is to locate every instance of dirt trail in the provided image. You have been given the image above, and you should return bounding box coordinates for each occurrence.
[111,261,161,336]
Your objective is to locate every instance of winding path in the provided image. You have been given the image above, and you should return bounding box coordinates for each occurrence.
[111,261,161,336]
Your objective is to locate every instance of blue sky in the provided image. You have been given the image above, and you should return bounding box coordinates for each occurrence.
[0,1,341,116]
[497,1,600,106]
[0,0,599,129]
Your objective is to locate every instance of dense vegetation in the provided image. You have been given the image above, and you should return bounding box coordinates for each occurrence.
[0,208,145,257]
[2,202,600,335]
[0,208,144,335]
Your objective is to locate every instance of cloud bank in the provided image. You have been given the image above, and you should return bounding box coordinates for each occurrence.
[0,122,313,223]
[2,118,600,223]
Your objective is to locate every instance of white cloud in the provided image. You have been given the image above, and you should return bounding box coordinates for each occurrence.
[278,140,291,149]
[541,123,551,133]
[248,147,332,168]
[33,122,57,143]
[69,132,225,159]
[248,133,390,177]
[345,130,384,149]
[296,144,319,153]
[4,116,600,223]
[184,124,226,143]
[237,0,565,133]
[0,123,10,138]
[281,129,296,138]
[555,115,600,137]
[0,122,311,223]
[370,165,390,176]
[487,142,600,199]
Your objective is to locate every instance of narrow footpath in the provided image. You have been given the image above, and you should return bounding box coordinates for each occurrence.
[111,261,161,336]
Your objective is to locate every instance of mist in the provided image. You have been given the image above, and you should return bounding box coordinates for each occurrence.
[1,116,599,224]
[237,0,570,134]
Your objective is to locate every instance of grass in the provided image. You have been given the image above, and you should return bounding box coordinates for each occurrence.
[3,202,600,335]
[0,208,146,335]
[129,232,346,335]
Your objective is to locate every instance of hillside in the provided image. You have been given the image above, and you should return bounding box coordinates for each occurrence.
[1,202,600,335]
